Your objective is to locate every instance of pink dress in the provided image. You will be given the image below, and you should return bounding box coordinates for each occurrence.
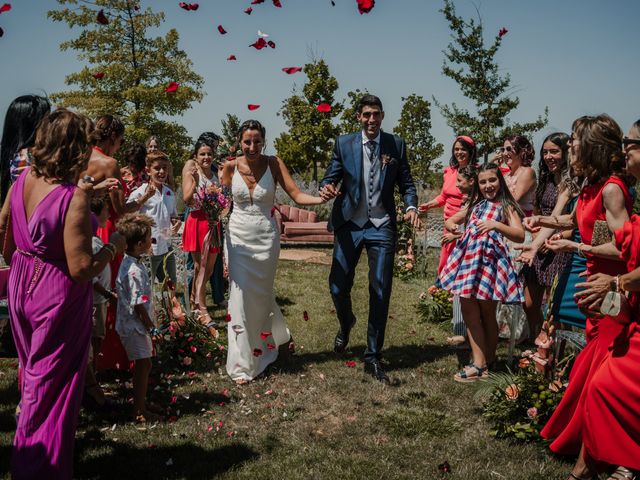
[8,170,92,479]
[433,166,464,273]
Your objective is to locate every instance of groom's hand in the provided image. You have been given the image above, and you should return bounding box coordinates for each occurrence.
[404,209,420,228]
[320,183,340,202]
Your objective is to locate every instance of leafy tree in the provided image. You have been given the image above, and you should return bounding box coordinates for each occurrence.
[48,0,204,166]
[339,88,369,135]
[393,94,444,187]
[218,113,241,160]
[435,0,547,160]
[275,60,343,181]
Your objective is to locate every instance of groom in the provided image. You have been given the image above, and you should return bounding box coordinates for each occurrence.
[319,95,419,383]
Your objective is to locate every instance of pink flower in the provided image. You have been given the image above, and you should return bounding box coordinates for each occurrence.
[527,407,538,419]
[404,262,413,270]
[183,356,193,366]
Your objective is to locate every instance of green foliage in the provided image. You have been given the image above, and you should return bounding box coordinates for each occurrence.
[48,0,204,165]
[435,0,548,160]
[275,60,343,181]
[393,94,444,187]
[338,88,369,135]
[416,286,453,323]
[218,113,242,160]
[478,364,566,441]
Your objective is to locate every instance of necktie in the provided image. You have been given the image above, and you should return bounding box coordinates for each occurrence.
[367,141,377,209]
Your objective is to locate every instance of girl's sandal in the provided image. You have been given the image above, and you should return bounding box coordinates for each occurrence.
[569,472,599,480]
[608,466,636,480]
[454,364,488,383]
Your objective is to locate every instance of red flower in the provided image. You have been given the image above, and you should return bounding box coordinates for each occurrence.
[272,0,282,6]
[316,103,331,113]
[0,4,11,14]
[303,310,309,321]
[282,67,302,74]
[217,25,227,34]
[244,7,253,14]
[225,312,231,322]
[356,0,374,14]
[345,360,356,367]
[267,343,276,350]
[498,27,508,37]
[250,38,268,50]
[247,104,260,111]
[227,55,237,61]
[92,72,105,80]
[253,348,263,357]
[267,40,276,49]
[165,82,179,93]
[96,9,109,25]
[260,331,272,339]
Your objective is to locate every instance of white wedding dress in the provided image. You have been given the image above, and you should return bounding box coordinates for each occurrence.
[225,164,290,381]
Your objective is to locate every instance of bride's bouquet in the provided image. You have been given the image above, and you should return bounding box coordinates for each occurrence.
[194,184,231,248]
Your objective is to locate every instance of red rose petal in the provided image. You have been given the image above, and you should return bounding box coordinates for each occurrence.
[270,206,276,217]
[316,103,331,113]
[96,9,109,25]
[225,312,232,322]
[345,360,356,367]
[260,331,272,339]
[251,0,264,4]
[267,343,276,350]
[179,2,189,10]
[168,415,178,423]
[221,388,229,397]
[248,104,260,111]
[250,37,267,50]
[165,81,179,93]
[282,67,302,74]
[227,55,237,61]
[253,348,263,357]
[92,72,105,80]
[498,27,508,38]
[272,0,282,7]
[267,40,276,49]
[141,294,149,302]
[190,3,199,10]
[303,310,309,321]
[171,395,177,404]
[0,3,11,13]
[244,7,253,14]
[356,0,374,14]
[217,25,227,34]
[190,346,197,353]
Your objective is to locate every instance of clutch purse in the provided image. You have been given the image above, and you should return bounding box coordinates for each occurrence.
[600,291,621,316]
[591,220,613,246]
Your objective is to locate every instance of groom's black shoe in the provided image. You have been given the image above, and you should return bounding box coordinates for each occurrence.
[364,360,390,384]
[334,317,356,353]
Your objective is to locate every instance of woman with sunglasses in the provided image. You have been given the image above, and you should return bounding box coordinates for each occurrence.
[526,115,635,480]
[503,135,537,217]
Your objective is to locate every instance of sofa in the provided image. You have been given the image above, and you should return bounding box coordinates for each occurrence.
[274,204,334,244]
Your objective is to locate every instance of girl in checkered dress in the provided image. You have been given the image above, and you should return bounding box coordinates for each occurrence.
[438,163,525,382]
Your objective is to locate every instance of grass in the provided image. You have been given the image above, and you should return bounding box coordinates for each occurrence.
[0,250,570,479]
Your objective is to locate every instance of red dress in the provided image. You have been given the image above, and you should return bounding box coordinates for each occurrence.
[541,176,633,458]
[432,167,465,273]
[580,216,640,470]
[182,209,220,254]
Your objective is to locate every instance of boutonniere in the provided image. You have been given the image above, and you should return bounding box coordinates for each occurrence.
[381,154,396,168]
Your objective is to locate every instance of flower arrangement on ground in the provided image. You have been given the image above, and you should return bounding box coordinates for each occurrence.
[416,285,453,323]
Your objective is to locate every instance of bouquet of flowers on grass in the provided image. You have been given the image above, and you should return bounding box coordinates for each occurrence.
[416,285,453,323]
[194,183,232,248]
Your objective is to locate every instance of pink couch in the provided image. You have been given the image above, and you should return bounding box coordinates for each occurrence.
[274,204,333,244]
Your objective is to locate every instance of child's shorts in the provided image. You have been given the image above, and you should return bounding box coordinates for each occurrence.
[119,333,153,361]
[92,303,107,339]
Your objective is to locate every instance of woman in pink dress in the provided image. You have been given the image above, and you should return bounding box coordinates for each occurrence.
[0,109,125,479]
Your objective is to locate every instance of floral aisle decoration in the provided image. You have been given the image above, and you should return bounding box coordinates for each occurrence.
[416,285,453,323]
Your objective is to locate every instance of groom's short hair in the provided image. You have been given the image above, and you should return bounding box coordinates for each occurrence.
[357,95,383,113]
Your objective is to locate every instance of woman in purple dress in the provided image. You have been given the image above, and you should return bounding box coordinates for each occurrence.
[0,109,126,479]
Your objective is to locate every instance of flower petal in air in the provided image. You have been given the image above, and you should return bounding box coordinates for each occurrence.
[0,3,11,13]
[273,0,282,7]
[251,0,265,4]
[282,67,302,74]
[316,103,331,113]
[260,331,272,339]
[267,40,276,48]
[267,343,276,350]
[356,0,374,14]
[244,7,252,14]
[250,37,267,49]
[253,348,263,357]
[190,3,199,10]
[218,25,227,34]
[248,104,260,111]
[498,27,508,37]
[96,9,109,25]
[165,81,179,93]
[227,55,237,61]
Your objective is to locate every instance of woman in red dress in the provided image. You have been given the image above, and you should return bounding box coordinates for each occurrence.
[527,115,635,480]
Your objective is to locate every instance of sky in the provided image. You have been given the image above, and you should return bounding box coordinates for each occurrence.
[1,0,639,166]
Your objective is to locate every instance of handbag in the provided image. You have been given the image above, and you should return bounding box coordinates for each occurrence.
[591,220,613,246]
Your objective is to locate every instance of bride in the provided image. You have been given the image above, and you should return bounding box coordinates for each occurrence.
[221,120,330,384]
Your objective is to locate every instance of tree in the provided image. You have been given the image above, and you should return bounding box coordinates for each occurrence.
[48,0,204,166]
[274,60,343,181]
[339,88,369,135]
[218,113,241,160]
[435,0,547,161]
[393,94,444,187]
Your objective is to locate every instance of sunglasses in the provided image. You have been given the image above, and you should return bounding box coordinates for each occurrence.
[623,137,640,147]
[498,146,514,153]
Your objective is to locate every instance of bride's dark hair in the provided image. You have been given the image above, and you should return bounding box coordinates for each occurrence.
[237,120,266,143]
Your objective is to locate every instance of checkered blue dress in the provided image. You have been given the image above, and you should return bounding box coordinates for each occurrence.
[437,199,523,304]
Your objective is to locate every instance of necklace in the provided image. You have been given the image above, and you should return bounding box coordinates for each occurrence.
[93,146,107,155]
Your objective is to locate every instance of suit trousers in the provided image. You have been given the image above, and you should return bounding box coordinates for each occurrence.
[329,220,396,362]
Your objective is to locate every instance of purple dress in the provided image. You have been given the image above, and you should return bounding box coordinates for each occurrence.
[9,170,92,479]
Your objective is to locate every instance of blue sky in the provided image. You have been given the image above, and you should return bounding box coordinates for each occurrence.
[1,0,639,165]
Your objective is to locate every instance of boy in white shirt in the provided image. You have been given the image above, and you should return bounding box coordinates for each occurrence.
[128,151,180,284]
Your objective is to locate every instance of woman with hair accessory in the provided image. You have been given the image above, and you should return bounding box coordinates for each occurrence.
[0,109,126,479]
[419,135,478,346]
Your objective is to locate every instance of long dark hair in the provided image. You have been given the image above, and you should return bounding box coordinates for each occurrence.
[0,94,51,202]
[450,136,478,168]
[465,163,523,225]
[535,132,570,209]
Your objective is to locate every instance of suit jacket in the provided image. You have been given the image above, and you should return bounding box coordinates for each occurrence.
[320,131,418,232]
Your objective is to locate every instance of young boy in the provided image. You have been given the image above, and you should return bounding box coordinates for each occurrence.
[115,213,160,422]
[128,151,180,284]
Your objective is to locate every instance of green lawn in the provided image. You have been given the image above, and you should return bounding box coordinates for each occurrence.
[0,252,569,479]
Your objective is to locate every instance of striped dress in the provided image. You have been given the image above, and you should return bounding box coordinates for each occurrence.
[438,199,523,304]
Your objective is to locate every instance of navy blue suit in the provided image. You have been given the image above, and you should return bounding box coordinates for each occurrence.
[320,131,417,362]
